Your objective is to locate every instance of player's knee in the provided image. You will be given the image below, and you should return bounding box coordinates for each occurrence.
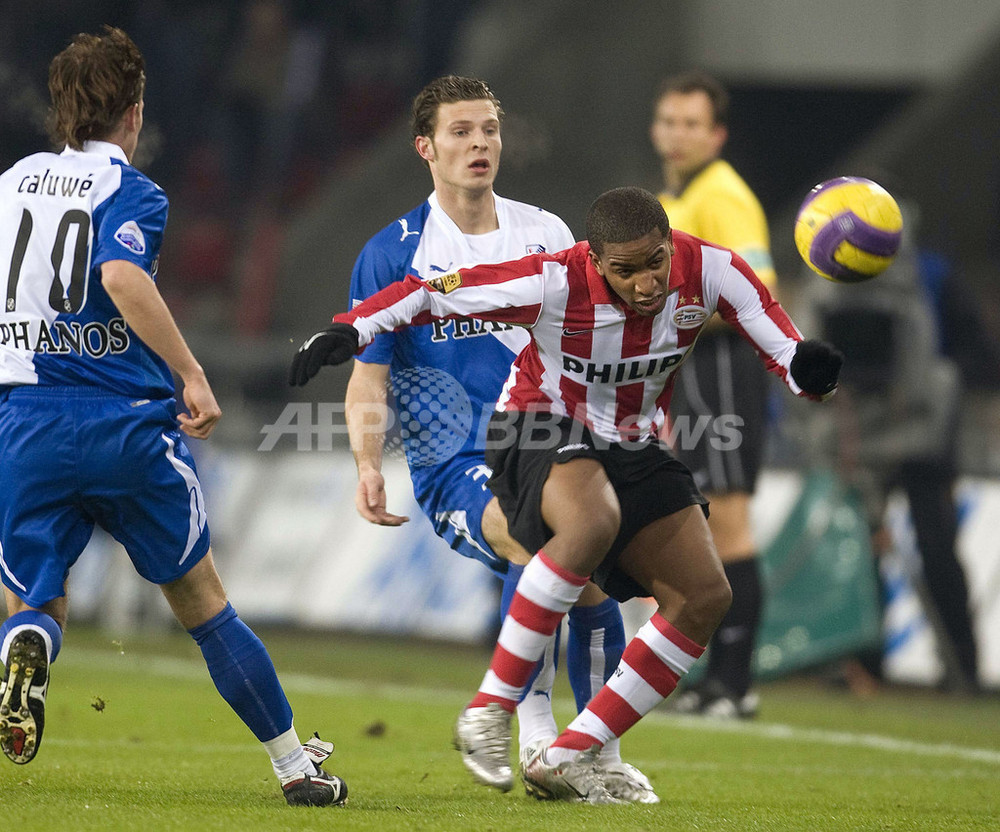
[561,501,619,561]
[688,574,733,633]
[589,505,621,554]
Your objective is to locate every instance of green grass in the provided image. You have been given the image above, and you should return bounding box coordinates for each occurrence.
[2,626,998,831]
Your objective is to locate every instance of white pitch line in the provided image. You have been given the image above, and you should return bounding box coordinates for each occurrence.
[645,712,1000,766]
[60,648,1000,767]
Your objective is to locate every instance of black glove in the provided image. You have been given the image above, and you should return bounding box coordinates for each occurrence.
[789,339,843,397]
[288,323,360,386]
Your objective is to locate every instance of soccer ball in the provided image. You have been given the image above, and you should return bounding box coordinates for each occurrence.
[794,176,903,283]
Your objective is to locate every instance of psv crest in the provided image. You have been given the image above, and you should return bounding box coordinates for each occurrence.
[426,272,462,294]
[672,296,709,330]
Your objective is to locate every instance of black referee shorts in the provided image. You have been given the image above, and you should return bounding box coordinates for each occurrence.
[485,411,708,602]
[668,328,769,495]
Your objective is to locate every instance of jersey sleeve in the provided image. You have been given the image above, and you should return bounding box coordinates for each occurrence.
[550,216,577,251]
[714,252,806,395]
[91,166,168,278]
[336,254,549,351]
[347,238,405,365]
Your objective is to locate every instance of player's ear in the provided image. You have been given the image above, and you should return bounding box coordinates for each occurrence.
[415,135,435,163]
[124,101,141,132]
[712,123,728,153]
[588,247,605,276]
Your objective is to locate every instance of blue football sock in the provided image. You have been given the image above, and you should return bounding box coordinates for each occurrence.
[567,597,626,712]
[0,609,63,664]
[188,603,293,743]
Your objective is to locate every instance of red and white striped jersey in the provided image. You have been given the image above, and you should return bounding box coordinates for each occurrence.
[336,231,807,444]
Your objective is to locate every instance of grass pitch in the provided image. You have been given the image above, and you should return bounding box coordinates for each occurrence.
[1,626,997,831]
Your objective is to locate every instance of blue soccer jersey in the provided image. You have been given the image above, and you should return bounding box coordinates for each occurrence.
[348,192,574,567]
[0,140,173,399]
[0,141,210,605]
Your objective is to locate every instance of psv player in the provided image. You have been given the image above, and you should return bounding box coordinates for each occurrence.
[291,186,842,802]
[316,75,652,802]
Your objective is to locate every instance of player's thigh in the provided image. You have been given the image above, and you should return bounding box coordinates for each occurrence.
[78,398,212,586]
[159,549,228,630]
[540,457,621,567]
[480,497,532,565]
[0,392,94,609]
[617,505,729,615]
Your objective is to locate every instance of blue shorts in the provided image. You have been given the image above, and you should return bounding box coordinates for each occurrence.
[0,387,211,607]
[419,459,507,575]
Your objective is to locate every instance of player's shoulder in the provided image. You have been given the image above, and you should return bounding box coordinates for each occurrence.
[497,193,570,228]
[672,228,738,274]
[495,193,575,251]
[111,159,168,209]
[671,227,724,253]
[362,200,431,259]
[1,150,58,180]
[352,201,430,290]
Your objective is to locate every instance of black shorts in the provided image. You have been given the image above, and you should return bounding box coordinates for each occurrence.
[485,411,708,602]
[668,328,769,494]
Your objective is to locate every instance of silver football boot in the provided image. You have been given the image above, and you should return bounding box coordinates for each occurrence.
[453,703,514,791]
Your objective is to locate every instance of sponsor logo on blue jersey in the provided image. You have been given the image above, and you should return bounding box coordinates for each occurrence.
[114,220,146,254]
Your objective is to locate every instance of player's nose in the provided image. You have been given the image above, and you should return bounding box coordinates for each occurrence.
[634,272,659,297]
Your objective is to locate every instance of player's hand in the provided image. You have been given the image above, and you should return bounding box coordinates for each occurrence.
[178,372,222,439]
[790,339,843,398]
[356,468,409,526]
[289,323,360,386]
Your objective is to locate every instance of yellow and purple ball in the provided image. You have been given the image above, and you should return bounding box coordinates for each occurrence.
[794,176,903,283]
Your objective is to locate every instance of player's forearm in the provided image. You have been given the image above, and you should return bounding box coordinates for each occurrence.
[100,259,204,382]
[345,365,390,475]
[337,272,542,349]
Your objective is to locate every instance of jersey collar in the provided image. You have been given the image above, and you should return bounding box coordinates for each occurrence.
[64,140,130,164]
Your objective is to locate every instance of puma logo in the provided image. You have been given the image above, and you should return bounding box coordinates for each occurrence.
[398,219,420,241]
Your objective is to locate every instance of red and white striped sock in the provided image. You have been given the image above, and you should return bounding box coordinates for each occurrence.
[547,613,705,761]
[469,551,589,713]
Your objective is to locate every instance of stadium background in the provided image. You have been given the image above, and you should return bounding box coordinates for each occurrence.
[2,0,999,690]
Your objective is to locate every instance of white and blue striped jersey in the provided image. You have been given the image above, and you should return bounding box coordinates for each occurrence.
[0,140,173,398]
[349,191,575,506]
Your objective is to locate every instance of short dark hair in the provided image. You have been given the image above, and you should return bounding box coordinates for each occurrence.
[47,26,146,150]
[586,187,670,255]
[654,70,729,127]
[410,75,504,141]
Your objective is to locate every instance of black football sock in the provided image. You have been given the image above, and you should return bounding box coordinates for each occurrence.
[706,557,763,699]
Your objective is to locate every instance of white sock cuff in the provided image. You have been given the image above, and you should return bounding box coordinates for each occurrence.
[518,554,588,610]
[263,726,302,762]
[636,618,701,677]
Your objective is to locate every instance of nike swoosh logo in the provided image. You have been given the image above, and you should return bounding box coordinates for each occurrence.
[562,328,591,337]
